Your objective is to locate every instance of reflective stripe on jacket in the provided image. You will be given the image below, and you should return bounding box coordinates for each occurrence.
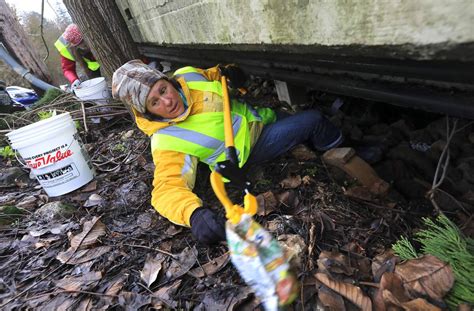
[54,35,100,71]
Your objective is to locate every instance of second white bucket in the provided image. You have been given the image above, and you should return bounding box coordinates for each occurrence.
[74,77,110,103]
[6,113,95,197]
[74,77,111,123]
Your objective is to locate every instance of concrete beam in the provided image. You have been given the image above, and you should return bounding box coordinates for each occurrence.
[117,0,474,61]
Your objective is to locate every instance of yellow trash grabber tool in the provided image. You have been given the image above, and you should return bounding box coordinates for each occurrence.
[210,76,298,310]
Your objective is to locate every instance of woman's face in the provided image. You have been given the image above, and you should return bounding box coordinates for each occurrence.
[146,79,184,119]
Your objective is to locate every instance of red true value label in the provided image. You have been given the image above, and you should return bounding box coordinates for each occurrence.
[26,149,73,169]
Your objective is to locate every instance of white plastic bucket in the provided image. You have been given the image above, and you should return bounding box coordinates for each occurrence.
[6,113,95,197]
[74,77,111,123]
[74,77,110,103]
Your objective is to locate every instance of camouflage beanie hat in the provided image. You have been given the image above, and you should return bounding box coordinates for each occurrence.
[112,59,167,114]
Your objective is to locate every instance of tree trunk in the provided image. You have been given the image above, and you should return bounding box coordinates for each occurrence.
[63,0,140,81]
[94,0,141,62]
[0,0,52,85]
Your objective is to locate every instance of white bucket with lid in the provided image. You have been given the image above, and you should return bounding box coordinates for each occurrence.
[6,113,95,197]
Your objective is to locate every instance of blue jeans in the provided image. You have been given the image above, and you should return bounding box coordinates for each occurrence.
[246,110,342,166]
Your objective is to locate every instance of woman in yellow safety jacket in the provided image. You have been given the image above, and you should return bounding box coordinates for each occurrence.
[112,60,343,244]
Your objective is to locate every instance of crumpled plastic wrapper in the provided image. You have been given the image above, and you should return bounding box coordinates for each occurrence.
[226,214,298,310]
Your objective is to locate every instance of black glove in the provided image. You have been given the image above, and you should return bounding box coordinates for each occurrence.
[190,207,226,245]
[219,64,247,89]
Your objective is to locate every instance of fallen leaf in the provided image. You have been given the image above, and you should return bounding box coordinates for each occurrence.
[70,193,90,203]
[104,275,127,296]
[81,181,97,192]
[195,286,254,311]
[140,254,164,287]
[159,240,173,253]
[256,191,278,216]
[70,217,106,250]
[276,190,300,209]
[342,241,365,254]
[97,275,127,308]
[315,273,372,311]
[38,194,49,204]
[34,241,48,249]
[83,194,103,207]
[399,298,441,311]
[318,285,346,311]
[55,271,103,291]
[122,129,135,139]
[266,218,285,232]
[373,272,410,311]
[75,261,94,275]
[395,255,454,302]
[315,211,336,232]
[111,219,138,233]
[302,175,314,185]
[317,251,355,276]
[15,178,28,188]
[189,253,230,278]
[383,290,442,311]
[372,250,398,282]
[118,292,151,310]
[280,175,302,189]
[354,257,372,282]
[152,279,182,309]
[15,195,37,210]
[40,294,76,311]
[29,223,74,238]
[278,234,307,270]
[137,155,147,167]
[137,213,154,229]
[166,246,197,280]
[29,228,49,237]
[57,246,112,264]
[165,224,182,236]
[76,298,93,311]
[296,277,319,310]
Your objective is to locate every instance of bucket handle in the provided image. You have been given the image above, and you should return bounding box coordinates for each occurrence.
[13,149,28,168]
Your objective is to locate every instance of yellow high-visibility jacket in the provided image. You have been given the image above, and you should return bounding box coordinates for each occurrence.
[133,65,275,226]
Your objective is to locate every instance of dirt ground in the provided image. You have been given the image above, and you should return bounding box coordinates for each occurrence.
[0,80,472,310]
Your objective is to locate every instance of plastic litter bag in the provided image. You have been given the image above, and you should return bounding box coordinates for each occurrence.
[226,214,298,310]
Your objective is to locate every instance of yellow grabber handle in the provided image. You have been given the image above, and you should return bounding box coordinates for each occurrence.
[209,77,258,224]
[221,76,235,149]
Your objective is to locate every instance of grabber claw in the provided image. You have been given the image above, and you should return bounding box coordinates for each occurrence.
[244,192,257,216]
[210,171,245,224]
